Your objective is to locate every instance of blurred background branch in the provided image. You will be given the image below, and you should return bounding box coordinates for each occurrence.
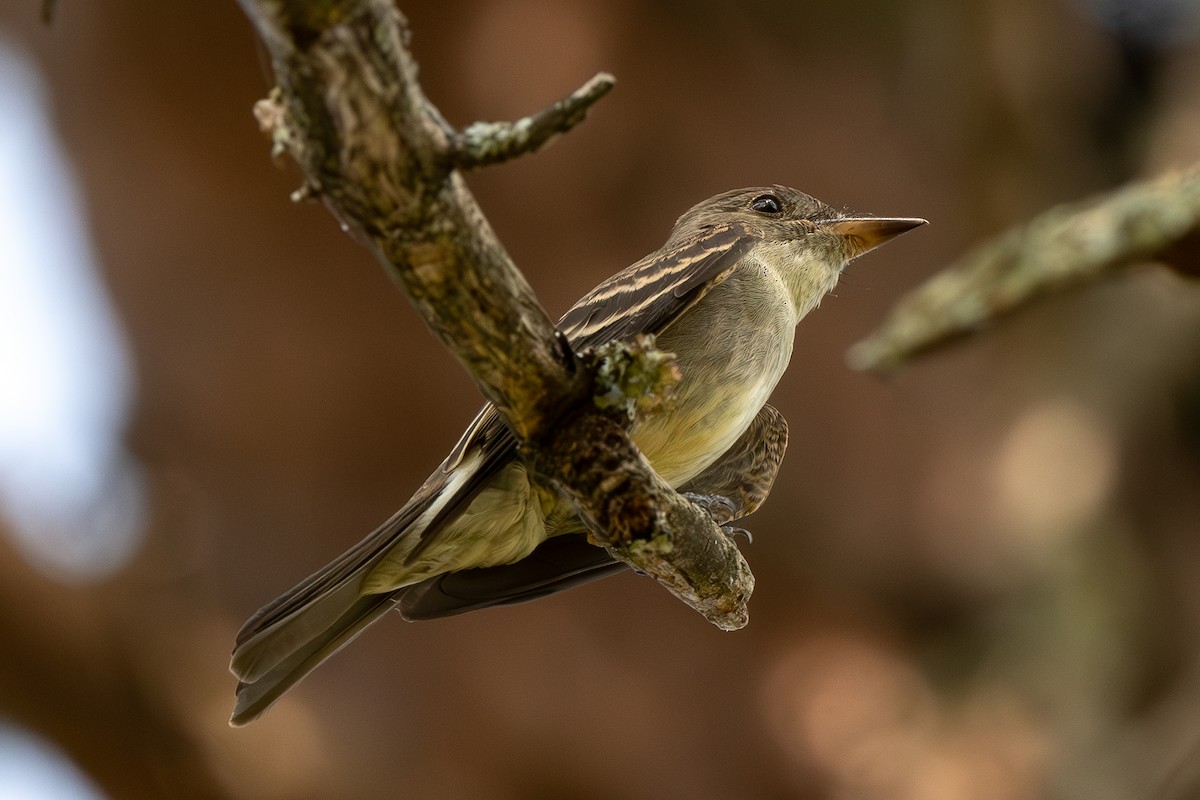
[850,163,1200,372]
[0,530,238,800]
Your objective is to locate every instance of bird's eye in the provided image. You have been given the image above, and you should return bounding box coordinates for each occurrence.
[750,194,783,214]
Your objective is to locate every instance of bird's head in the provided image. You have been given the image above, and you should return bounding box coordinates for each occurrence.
[671,185,926,318]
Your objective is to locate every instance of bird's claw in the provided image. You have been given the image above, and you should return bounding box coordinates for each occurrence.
[682,492,739,526]
[722,525,753,545]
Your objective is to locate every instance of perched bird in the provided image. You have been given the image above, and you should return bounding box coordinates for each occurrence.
[229,186,924,725]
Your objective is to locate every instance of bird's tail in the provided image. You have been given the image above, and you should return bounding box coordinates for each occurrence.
[230,585,399,726]
[228,472,459,725]
[229,413,509,725]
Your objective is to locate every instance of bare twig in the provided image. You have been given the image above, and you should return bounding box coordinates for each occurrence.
[849,163,1200,373]
[238,0,752,628]
[451,73,616,170]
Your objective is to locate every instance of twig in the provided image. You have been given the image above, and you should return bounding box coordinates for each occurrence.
[849,163,1200,373]
[451,73,616,170]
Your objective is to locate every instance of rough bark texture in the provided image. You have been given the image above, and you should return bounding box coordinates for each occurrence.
[849,163,1200,372]
[535,409,752,629]
[241,0,576,437]
[239,0,753,628]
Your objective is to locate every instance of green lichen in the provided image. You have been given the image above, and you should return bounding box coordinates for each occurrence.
[590,335,681,416]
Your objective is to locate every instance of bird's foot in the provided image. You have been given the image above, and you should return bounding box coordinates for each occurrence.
[682,492,739,526]
[682,493,753,546]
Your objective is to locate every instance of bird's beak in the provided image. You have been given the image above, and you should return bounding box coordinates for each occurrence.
[825,217,927,258]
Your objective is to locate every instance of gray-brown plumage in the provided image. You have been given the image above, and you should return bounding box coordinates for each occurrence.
[229,186,924,725]
[682,403,789,527]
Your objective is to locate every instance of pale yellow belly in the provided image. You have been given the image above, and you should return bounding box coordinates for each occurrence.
[632,273,795,487]
[631,378,777,487]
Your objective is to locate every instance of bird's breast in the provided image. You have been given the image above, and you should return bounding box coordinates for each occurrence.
[631,268,794,487]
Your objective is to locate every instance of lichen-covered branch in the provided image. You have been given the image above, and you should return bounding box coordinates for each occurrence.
[849,163,1200,373]
[238,0,752,628]
[549,338,752,630]
[533,411,754,631]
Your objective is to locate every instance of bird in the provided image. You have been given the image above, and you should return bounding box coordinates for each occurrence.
[228,185,925,725]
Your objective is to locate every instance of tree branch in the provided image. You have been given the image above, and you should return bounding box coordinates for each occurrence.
[849,163,1200,373]
[238,0,752,628]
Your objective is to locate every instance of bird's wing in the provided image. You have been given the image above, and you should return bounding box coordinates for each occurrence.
[559,222,756,348]
[398,532,627,620]
[397,223,759,617]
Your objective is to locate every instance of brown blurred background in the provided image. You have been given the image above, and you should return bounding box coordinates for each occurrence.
[1,1,1199,798]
